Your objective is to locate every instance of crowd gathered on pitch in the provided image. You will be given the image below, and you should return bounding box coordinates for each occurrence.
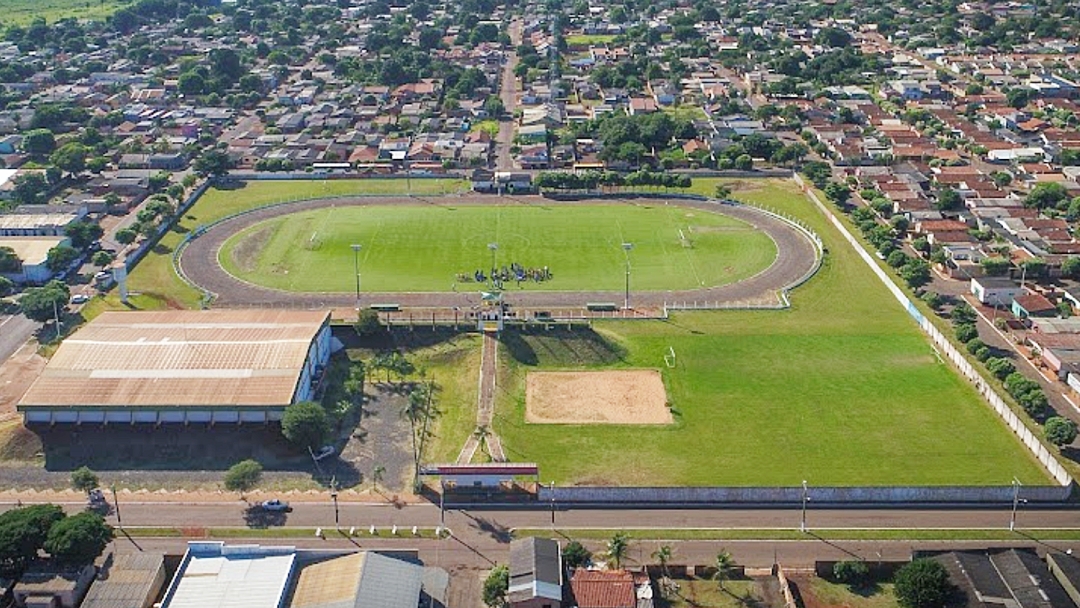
[457,263,553,288]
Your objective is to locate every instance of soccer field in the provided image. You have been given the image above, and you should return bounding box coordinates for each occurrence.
[488,180,1051,486]
[220,203,778,293]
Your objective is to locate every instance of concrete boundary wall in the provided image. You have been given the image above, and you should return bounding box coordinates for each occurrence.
[791,173,1073,490]
[538,484,1072,504]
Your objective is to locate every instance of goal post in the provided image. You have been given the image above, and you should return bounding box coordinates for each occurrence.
[664,346,676,368]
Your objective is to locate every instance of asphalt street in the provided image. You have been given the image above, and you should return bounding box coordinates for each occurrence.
[0,314,38,363]
[5,501,1077,532]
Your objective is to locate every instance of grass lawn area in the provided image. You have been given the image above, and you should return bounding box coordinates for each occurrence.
[492,178,1050,486]
[0,0,126,25]
[471,120,500,136]
[565,34,617,46]
[408,334,483,464]
[220,203,777,293]
[665,105,709,122]
[800,577,900,608]
[658,579,765,608]
[126,179,468,307]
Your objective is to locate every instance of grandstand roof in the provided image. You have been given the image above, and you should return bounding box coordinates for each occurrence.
[19,310,329,408]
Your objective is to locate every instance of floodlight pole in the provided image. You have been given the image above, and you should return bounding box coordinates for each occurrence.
[351,244,362,313]
[800,480,809,533]
[622,243,634,310]
[1009,477,1025,532]
[440,480,446,526]
[488,243,498,276]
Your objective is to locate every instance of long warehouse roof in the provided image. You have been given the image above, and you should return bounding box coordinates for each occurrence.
[19,309,330,408]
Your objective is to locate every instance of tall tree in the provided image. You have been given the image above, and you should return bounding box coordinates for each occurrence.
[44,512,113,566]
[894,559,951,608]
[281,401,329,450]
[714,550,735,590]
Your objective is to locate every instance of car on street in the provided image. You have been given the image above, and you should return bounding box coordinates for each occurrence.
[260,499,290,512]
[70,294,90,304]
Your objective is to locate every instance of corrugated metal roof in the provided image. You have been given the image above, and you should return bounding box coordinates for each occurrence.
[163,543,296,608]
[82,553,166,608]
[19,310,329,407]
[289,552,423,608]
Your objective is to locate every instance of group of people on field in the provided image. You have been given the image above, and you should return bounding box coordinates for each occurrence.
[457,263,553,289]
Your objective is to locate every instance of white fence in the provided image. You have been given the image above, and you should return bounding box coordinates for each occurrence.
[793,173,1074,489]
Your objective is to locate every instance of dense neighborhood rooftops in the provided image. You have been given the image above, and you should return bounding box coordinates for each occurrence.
[19,310,330,408]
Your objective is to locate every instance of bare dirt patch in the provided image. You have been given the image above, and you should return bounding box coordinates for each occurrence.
[230,224,274,272]
[526,370,671,424]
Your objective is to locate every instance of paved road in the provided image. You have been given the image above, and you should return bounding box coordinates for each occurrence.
[494,19,521,172]
[7,501,1077,534]
[178,195,820,310]
[0,313,39,363]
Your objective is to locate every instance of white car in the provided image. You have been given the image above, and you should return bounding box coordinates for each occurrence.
[260,499,290,512]
[70,294,90,304]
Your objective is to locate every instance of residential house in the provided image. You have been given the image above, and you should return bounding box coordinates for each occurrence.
[14,562,96,608]
[1012,290,1058,320]
[509,538,563,608]
[970,277,1023,307]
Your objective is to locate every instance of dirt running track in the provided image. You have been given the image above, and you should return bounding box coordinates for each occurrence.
[178,195,820,309]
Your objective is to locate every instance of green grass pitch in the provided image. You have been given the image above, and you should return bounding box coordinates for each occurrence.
[487,179,1051,486]
[221,203,778,293]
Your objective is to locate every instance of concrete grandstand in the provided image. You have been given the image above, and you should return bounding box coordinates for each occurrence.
[17,310,333,424]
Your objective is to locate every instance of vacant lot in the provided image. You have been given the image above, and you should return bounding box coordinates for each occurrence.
[493,179,1050,486]
[219,202,777,293]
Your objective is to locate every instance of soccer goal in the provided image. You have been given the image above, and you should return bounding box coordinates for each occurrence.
[664,346,676,368]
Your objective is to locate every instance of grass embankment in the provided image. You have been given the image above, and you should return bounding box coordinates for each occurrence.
[493,178,1050,486]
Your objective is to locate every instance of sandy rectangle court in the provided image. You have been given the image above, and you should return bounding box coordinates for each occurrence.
[526,370,671,424]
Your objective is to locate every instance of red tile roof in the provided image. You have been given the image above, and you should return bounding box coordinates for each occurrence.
[570,569,636,608]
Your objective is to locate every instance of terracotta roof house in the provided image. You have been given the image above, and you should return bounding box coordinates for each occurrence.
[569,570,635,608]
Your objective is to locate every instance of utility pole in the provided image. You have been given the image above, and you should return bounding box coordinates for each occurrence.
[622,242,633,310]
[351,244,362,314]
[1010,477,1026,532]
[53,299,62,340]
[111,484,121,530]
[800,480,809,533]
[330,477,340,531]
[549,481,556,528]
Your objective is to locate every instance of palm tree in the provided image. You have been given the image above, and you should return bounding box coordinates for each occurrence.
[652,544,673,579]
[715,183,733,200]
[607,532,630,570]
[714,550,735,591]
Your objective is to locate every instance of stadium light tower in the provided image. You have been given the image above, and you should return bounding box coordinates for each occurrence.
[351,244,362,311]
[622,242,634,310]
[488,242,498,273]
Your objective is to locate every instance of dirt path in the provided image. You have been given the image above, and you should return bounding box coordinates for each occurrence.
[455,332,504,463]
[178,195,820,310]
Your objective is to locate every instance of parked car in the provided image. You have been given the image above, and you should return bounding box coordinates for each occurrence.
[260,499,290,512]
[70,294,90,304]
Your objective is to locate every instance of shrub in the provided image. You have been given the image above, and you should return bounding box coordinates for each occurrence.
[986,357,1015,380]
[1044,416,1078,446]
[833,560,870,587]
[955,323,978,343]
[894,559,951,608]
[965,338,985,355]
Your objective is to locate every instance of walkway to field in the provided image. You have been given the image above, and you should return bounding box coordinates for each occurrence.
[455,332,505,463]
[178,195,820,310]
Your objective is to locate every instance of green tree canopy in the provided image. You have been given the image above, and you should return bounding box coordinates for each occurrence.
[482,564,509,608]
[20,280,69,323]
[1045,416,1078,446]
[281,401,329,449]
[43,512,113,566]
[45,245,79,272]
[0,504,65,576]
[22,129,56,156]
[70,467,99,494]
[223,459,263,496]
[64,220,103,250]
[894,559,952,608]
